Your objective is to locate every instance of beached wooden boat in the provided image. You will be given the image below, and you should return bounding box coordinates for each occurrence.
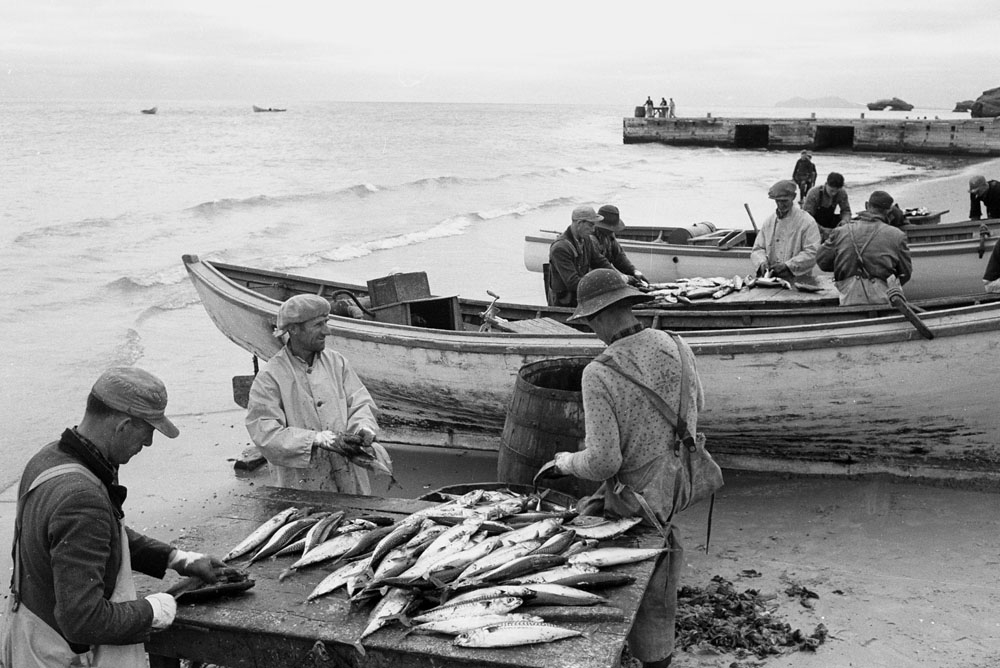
[252,105,286,112]
[524,218,1000,301]
[185,254,1000,483]
[140,106,157,115]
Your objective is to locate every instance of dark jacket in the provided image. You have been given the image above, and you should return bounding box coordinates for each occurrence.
[792,158,817,183]
[547,226,613,306]
[14,429,172,652]
[816,212,911,285]
[969,180,1000,220]
[593,230,637,276]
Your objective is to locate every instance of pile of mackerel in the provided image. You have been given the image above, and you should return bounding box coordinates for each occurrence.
[222,487,665,652]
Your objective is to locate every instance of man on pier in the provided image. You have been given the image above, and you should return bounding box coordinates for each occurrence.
[816,190,911,305]
[246,294,380,494]
[968,175,1000,221]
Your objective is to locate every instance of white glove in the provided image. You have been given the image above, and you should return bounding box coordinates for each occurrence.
[314,430,364,456]
[145,593,177,630]
[168,549,205,573]
[313,430,337,449]
[553,451,574,474]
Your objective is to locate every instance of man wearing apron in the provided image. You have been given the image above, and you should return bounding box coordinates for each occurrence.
[803,171,852,241]
[1,367,226,667]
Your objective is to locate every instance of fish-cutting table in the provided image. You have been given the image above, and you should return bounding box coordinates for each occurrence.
[139,486,662,668]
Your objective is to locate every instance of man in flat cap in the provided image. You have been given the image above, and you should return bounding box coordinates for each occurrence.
[546,205,615,307]
[803,171,852,240]
[592,204,648,288]
[2,367,227,667]
[536,268,717,668]
[968,175,1000,221]
[750,179,821,283]
[817,190,912,305]
[246,294,380,494]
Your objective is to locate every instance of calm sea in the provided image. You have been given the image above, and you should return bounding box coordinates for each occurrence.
[0,99,969,488]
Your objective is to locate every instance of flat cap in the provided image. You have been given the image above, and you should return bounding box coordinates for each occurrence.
[768,180,798,199]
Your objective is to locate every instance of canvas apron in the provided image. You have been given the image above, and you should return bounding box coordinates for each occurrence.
[835,225,890,306]
[1,464,147,668]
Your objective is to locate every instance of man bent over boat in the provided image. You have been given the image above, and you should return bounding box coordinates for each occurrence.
[547,205,615,307]
[246,294,380,494]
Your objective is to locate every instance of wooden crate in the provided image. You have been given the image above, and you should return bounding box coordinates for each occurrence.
[366,272,431,307]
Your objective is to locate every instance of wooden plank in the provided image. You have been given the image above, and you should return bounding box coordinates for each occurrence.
[141,488,660,668]
[499,317,581,335]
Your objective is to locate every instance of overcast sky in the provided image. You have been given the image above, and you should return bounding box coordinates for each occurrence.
[3,0,996,108]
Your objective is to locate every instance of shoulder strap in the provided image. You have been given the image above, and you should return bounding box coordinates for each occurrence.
[848,225,882,279]
[9,463,102,610]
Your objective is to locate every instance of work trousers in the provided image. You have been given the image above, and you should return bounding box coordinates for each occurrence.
[628,524,683,663]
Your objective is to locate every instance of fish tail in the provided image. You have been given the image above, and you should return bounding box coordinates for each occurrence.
[277,568,295,582]
[352,641,367,656]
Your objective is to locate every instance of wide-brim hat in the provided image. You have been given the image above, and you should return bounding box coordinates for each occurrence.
[595,205,626,233]
[568,269,646,322]
[92,367,179,438]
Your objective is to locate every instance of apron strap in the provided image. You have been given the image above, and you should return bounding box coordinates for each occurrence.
[10,464,100,611]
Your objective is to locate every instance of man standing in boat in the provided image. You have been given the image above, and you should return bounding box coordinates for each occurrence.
[536,268,710,668]
[245,294,380,494]
[750,179,821,283]
[546,205,615,307]
[593,204,648,287]
[816,190,911,305]
[968,175,1000,221]
[803,172,852,240]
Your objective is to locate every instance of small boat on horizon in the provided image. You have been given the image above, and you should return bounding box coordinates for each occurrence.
[252,105,286,113]
[140,106,158,115]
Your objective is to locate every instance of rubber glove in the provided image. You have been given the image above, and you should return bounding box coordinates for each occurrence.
[168,549,227,583]
[145,593,177,630]
[354,426,377,448]
[314,430,364,456]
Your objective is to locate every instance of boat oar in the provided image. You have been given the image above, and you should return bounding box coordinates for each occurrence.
[743,203,759,232]
[886,280,933,340]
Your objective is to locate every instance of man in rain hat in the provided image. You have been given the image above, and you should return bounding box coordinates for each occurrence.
[2,367,227,667]
[592,204,648,288]
[968,174,1000,221]
[792,149,817,204]
[535,268,711,668]
[750,179,820,283]
[246,294,380,494]
[546,205,615,307]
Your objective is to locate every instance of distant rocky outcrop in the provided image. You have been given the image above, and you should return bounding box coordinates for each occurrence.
[971,87,1000,118]
[867,97,914,111]
[775,96,864,109]
[953,100,975,113]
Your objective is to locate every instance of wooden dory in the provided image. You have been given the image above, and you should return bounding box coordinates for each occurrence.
[184,254,1000,484]
[524,218,1000,301]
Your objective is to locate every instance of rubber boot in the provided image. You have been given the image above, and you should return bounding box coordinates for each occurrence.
[642,658,672,668]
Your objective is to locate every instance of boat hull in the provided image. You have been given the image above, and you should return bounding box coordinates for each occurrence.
[185,255,1000,483]
[524,220,1000,301]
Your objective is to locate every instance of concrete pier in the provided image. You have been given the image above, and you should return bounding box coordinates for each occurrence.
[623,115,1000,155]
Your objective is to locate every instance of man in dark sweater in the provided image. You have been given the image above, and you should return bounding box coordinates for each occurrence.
[546,205,614,307]
[968,175,1000,220]
[1,367,226,667]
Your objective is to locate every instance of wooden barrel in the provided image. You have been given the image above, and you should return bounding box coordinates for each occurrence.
[634,106,646,118]
[498,357,599,498]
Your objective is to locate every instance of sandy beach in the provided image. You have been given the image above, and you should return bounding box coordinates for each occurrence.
[2,156,999,666]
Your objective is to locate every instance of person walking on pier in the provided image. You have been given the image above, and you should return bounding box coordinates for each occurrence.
[803,171,852,240]
[1,367,227,667]
[792,150,817,204]
[246,294,380,494]
[968,175,1000,220]
[750,179,820,283]
[537,268,711,668]
[816,190,912,305]
[668,97,676,118]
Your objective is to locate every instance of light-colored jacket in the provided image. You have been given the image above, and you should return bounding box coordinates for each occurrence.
[246,346,379,493]
[750,206,820,279]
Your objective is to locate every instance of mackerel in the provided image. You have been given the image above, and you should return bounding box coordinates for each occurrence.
[359,587,416,643]
[302,511,345,554]
[223,507,299,562]
[567,546,670,568]
[442,585,536,607]
[451,539,542,585]
[567,516,643,540]
[506,564,600,585]
[479,553,566,584]
[533,530,577,556]
[281,530,370,576]
[400,517,483,579]
[407,613,544,637]
[547,571,637,590]
[306,559,370,601]
[248,515,319,564]
[410,595,523,624]
[520,583,607,606]
[453,620,583,648]
[368,516,424,569]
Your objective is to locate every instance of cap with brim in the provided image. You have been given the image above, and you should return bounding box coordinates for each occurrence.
[768,180,798,199]
[595,205,626,233]
[571,205,603,224]
[275,294,331,336]
[92,367,179,438]
[969,175,987,193]
[568,268,646,322]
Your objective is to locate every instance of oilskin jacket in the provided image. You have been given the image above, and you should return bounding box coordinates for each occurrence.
[547,227,613,307]
[6,431,171,654]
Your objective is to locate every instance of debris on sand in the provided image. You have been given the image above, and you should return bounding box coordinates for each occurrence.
[677,575,828,660]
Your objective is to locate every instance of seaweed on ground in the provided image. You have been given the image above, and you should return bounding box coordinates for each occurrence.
[677,575,827,660]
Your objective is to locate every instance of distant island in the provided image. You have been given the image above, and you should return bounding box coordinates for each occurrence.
[775,96,865,109]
